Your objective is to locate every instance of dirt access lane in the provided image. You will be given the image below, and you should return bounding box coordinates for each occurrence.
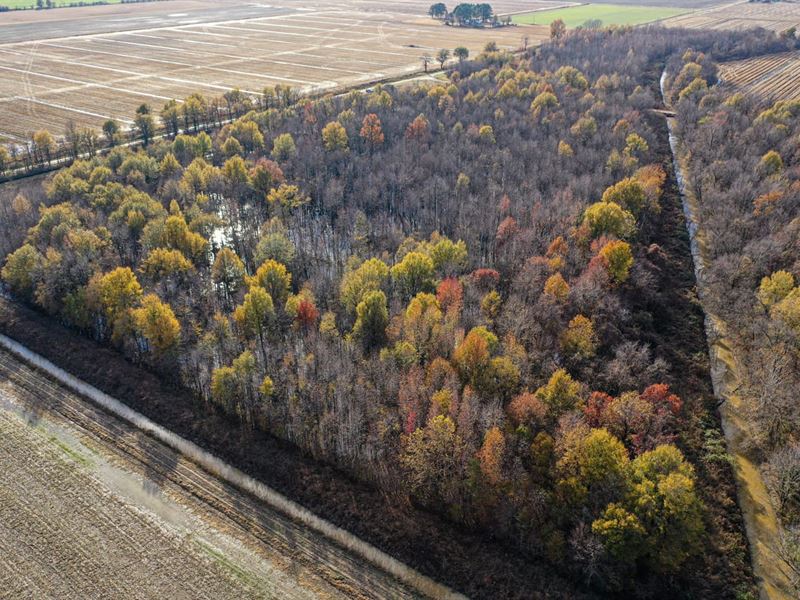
[660,70,795,600]
[0,346,429,600]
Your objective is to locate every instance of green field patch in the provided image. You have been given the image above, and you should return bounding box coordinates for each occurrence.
[48,434,93,466]
[195,540,263,588]
[512,3,689,28]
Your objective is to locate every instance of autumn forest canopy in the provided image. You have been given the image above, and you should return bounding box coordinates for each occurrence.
[1,23,797,599]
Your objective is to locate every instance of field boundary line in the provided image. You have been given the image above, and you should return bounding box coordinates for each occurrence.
[0,62,179,103]
[6,97,133,124]
[0,332,466,600]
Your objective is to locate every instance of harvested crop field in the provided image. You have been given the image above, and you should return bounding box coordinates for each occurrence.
[0,347,424,599]
[718,50,800,101]
[1,0,123,8]
[0,0,558,142]
[663,0,800,32]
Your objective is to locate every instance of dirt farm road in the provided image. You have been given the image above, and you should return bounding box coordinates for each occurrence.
[661,69,795,599]
[0,345,438,600]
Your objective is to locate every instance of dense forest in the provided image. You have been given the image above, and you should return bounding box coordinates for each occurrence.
[668,46,800,587]
[0,25,792,597]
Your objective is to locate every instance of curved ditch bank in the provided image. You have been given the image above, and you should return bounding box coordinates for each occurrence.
[660,70,794,600]
[0,332,466,600]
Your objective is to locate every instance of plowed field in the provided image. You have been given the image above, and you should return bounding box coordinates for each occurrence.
[718,50,800,102]
[0,348,424,599]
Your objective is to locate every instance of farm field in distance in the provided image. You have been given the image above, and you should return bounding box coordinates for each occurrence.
[512,3,688,27]
[662,0,800,32]
[7,0,797,146]
[0,0,122,7]
[0,0,560,143]
[719,50,800,101]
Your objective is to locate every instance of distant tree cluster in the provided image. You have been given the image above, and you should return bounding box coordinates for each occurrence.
[429,2,510,27]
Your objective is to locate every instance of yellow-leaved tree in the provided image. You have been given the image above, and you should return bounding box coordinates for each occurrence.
[131,294,181,356]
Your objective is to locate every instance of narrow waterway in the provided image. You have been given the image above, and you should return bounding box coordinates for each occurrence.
[659,69,794,600]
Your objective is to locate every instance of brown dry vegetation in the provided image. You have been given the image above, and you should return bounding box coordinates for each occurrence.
[667,43,800,595]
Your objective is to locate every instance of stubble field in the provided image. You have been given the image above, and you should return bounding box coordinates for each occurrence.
[1,0,123,7]
[0,0,559,143]
[718,50,800,102]
[663,0,800,32]
[0,347,425,599]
